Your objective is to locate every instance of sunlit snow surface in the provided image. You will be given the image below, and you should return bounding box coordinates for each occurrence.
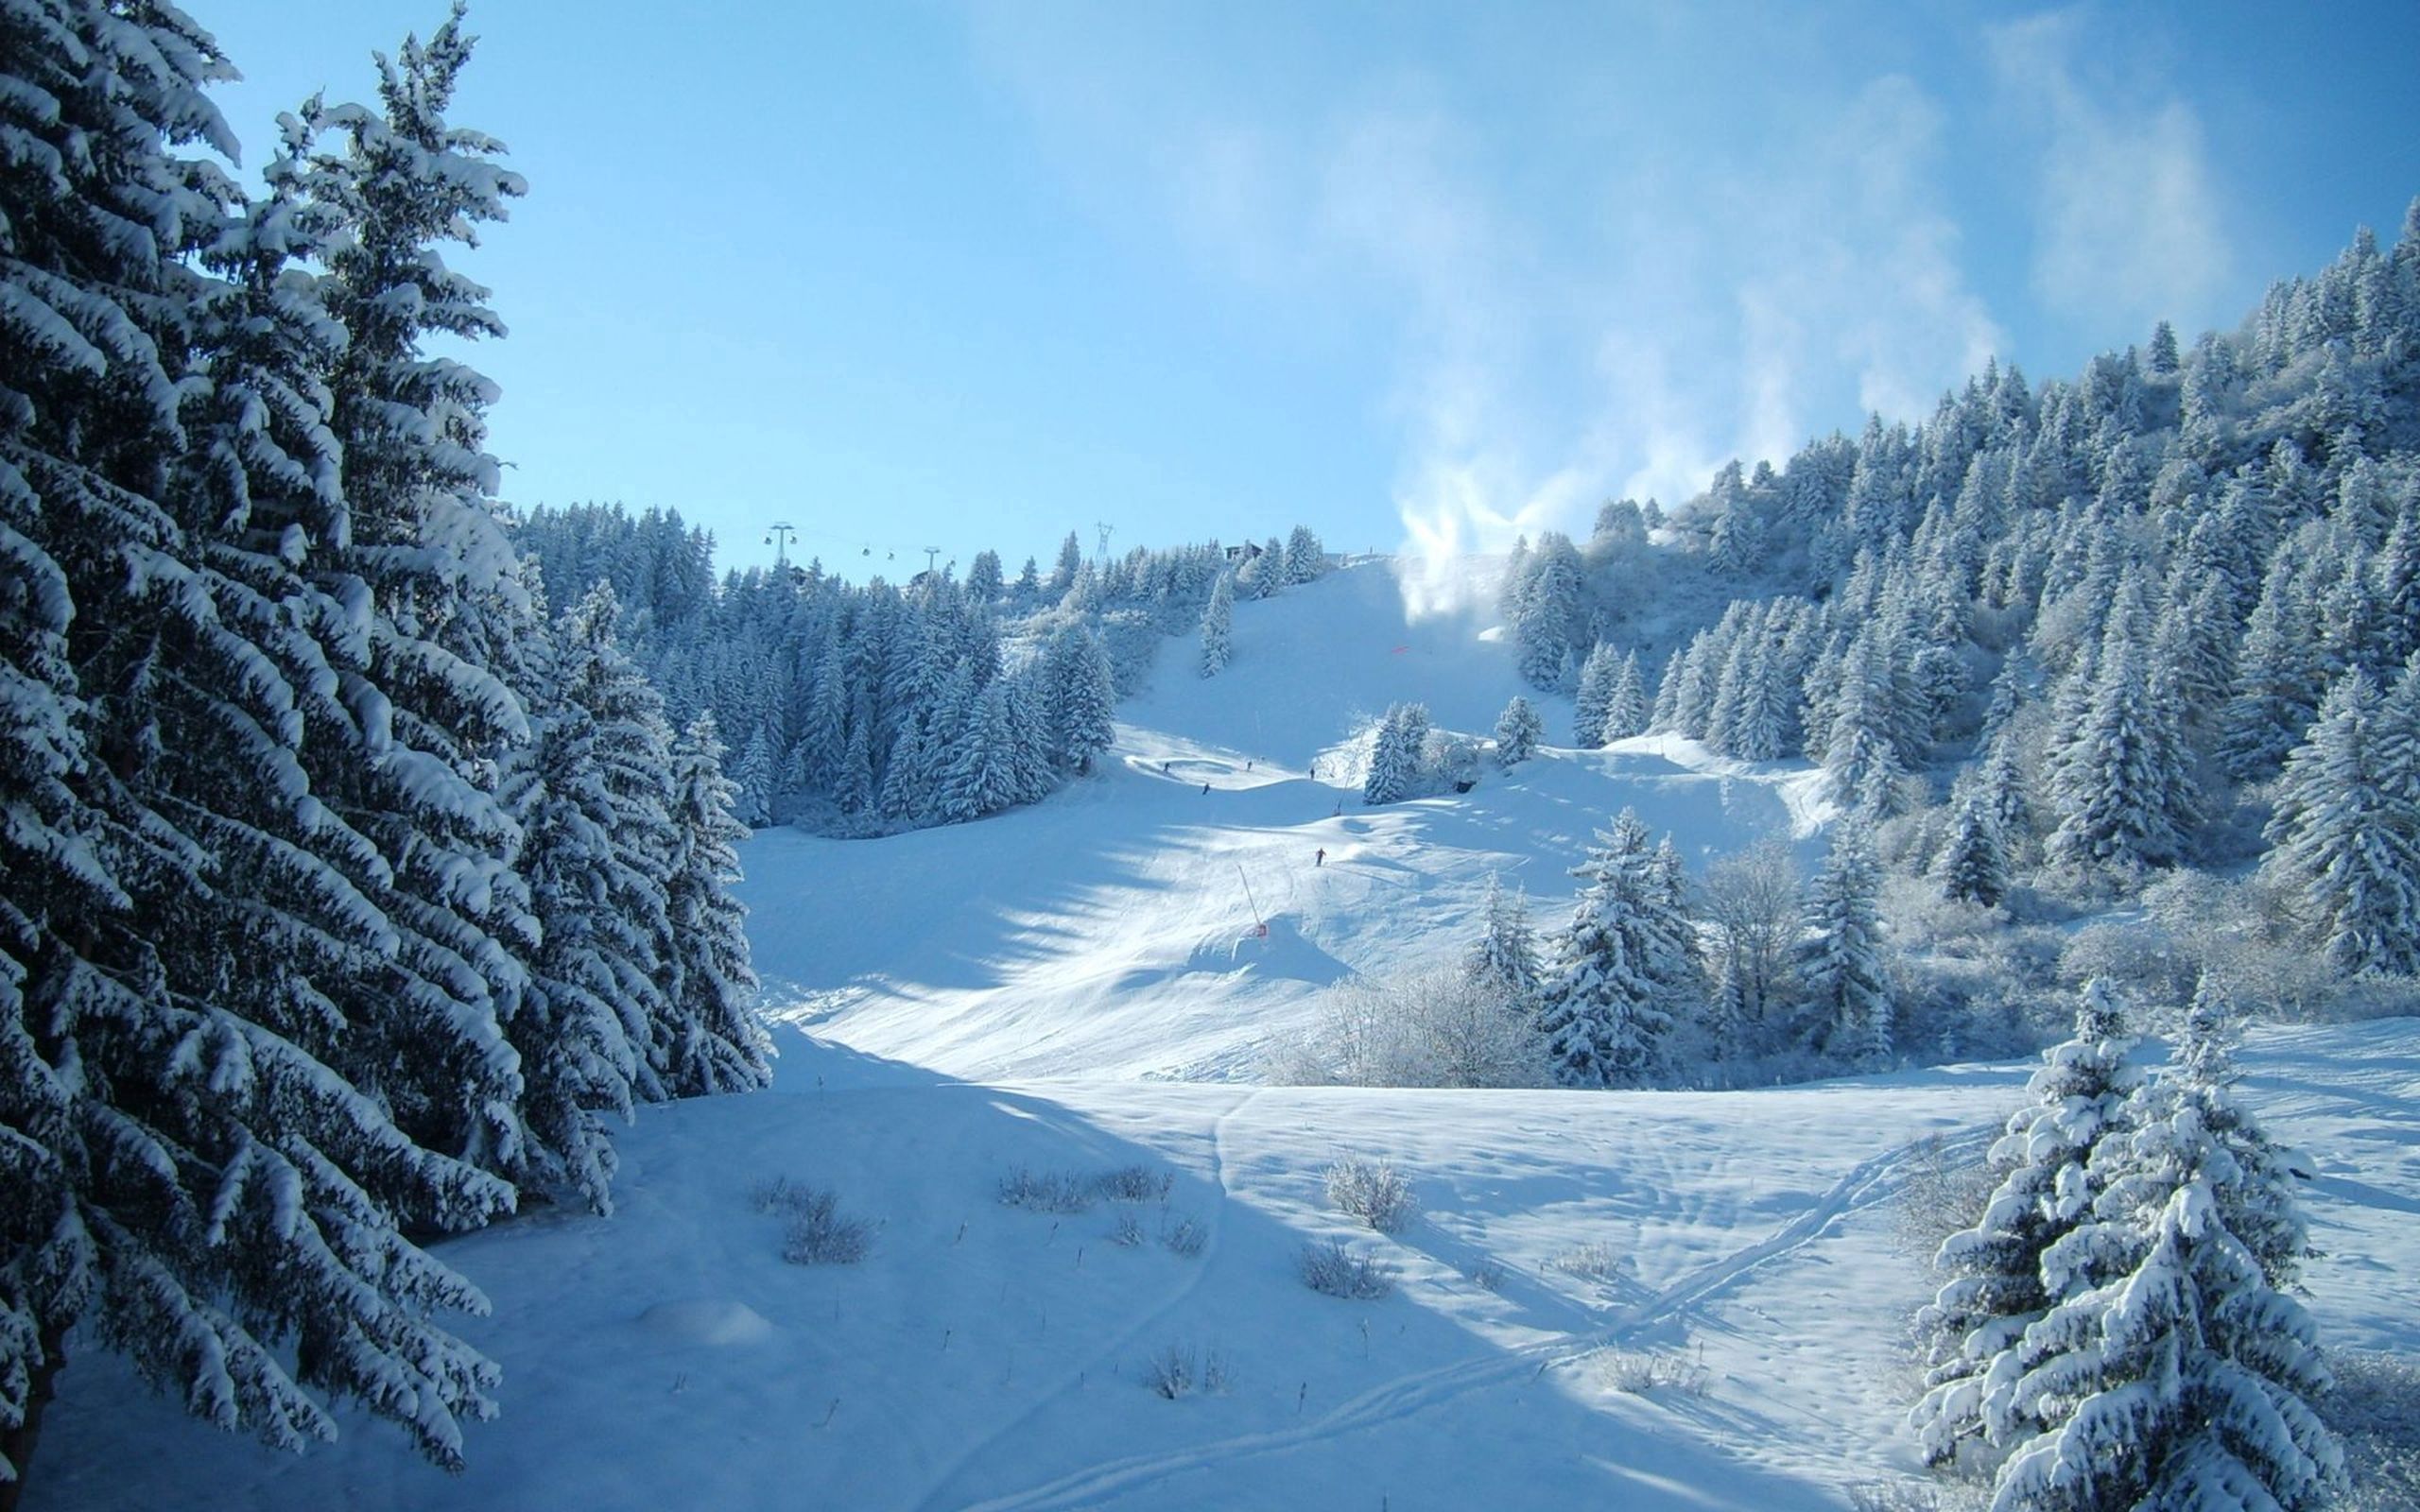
[34,561,2418,1510]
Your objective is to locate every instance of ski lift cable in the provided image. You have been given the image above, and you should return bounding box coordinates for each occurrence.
[774,523,923,562]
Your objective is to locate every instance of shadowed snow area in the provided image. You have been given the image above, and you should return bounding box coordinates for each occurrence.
[32,559,2419,1511]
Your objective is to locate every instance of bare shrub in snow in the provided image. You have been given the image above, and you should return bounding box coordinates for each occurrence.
[1094,1164,1174,1204]
[1297,1239,1395,1299]
[1893,1134,1996,1264]
[1879,871,2006,953]
[2057,919,2198,1010]
[761,1184,873,1265]
[1141,1343,1231,1399]
[1323,1156,1418,1233]
[1097,610,1162,696]
[1106,1211,1145,1247]
[998,1166,1095,1213]
[1269,965,1549,1089]
[1160,1214,1206,1257]
[1597,1346,1710,1396]
[2141,869,2419,1023]
[751,1175,819,1215]
[1552,1241,1623,1282]
[1844,1483,1977,1512]
[1462,1257,1509,1292]
[1698,836,1802,1041]
[2329,1349,2420,1512]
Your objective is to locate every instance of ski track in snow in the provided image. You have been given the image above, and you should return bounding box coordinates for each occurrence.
[910,1089,1265,1512]
[941,1123,1994,1512]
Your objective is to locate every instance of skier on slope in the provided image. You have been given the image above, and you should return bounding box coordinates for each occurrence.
[1316,848,1325,867]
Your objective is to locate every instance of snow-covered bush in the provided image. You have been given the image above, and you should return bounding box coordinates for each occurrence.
[1095,1164,1175,1204]
[1462,1258,1509,1292]
[2142,869,2416,1022]
[1424,727,1484,791]
[751,1175,815,1213]
[2056,918,2198,1009]
[756,1181,873,1265]
[2330,1349,2420,1512]
[1597,1347,1710,1397]
[1843,1484,1968,1512]
[1296,1240,1397,1299]
[1552,1241,1624,1282]
[1141,1344,1230,1399]
[1265,965,1550,1089]
[998,1167,1095,1213]
[1323,1157,1419,1234]
[1160,1215,1206,1257]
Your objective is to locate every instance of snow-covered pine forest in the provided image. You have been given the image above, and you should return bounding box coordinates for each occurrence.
[7,3,2420,1510]
[511,511,1327,833]
[0,5,769,1498]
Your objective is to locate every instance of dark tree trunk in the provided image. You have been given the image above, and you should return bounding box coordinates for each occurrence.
[0,1325,65,1512]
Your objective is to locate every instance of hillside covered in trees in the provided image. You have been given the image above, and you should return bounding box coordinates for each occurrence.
[1481,206,2420,1029]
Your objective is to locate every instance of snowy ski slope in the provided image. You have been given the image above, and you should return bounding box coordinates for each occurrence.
[750,558,1831,1080]
[31,558,2418,1511]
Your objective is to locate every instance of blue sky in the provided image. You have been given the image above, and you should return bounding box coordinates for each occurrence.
[194,1,2420,579]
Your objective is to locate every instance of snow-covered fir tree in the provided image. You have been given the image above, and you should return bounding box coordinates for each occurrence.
[2219,558,2328,784]
[657,713,773,1097]
[1603,650,1650,743]
[504,583,657,1214]
[544,579,688,1095]
[1537,811,1685,1087]
[290,7,547,1184]
[1512,533,1585,689]
[1048,530,1083,599]
[1939,786,2011,908]
[2262,669,2420,976]
[1284,524,1326,584]
[1044,622,1116,773]
[1465,872,1541,1013]
[1911,980,2141,1470]
[965,548,1003,604]
[2169,979,2312,1284]
[940,679,1027,823]
[1823,632,1910,816]
[1986,991,2342,1511]
[1363,702,1431,804]
[1199,571,1234,678]
[2044,596,2192,877]
[0,4,537,1485]
[1572,642,1621,747]
[1799,832,1892,1065]
[1494,695,1543,766]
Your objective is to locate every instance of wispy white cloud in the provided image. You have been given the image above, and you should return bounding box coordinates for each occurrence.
[1343,72,2004,616]
[1726,76,2005,455]
[1989,10,2231,338]
[965,7,2010,618]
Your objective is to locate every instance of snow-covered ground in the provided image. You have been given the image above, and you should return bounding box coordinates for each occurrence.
[32,559,2419,1509]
